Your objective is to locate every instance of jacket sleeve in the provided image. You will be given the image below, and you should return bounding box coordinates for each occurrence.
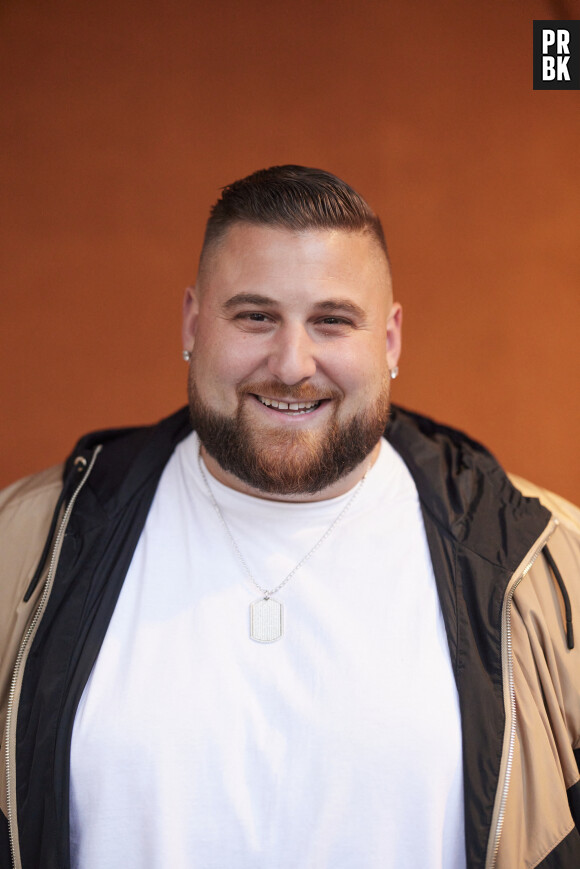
[0,465,64,821]
[500,474,580,867]
[509,472,580,759]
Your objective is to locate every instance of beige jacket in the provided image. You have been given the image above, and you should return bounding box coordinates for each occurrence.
[1,456,580,868]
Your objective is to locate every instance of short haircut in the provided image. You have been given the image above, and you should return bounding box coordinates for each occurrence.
[200,164,390,267]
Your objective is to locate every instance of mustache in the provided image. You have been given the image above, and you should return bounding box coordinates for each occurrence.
[238,380,343,402]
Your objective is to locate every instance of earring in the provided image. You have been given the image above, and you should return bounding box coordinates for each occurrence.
[390,366,399,380]
[182,349,191,362]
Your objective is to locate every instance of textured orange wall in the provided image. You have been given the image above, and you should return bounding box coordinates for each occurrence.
[1,0,579,501]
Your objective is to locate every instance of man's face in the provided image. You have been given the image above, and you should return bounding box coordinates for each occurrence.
[182,223,402,499]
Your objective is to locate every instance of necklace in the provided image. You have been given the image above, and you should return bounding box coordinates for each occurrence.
[197,449,368,643]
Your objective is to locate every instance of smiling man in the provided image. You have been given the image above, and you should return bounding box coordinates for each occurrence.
[2,166,580,869]
[184,221,400,497]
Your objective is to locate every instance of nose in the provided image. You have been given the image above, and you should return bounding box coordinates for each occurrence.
[266,323,317,385]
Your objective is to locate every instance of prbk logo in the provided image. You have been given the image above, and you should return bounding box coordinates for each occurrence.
[533,21,580,89]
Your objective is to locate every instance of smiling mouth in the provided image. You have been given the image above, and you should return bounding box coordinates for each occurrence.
[254,395,323,414]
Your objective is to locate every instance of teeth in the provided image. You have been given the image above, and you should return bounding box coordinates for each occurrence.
[257,396,321,411]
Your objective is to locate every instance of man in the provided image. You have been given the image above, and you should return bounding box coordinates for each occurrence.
[1,165,580,869]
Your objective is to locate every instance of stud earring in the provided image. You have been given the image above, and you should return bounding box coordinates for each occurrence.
[390,366,399,380]
[182,349,191,362]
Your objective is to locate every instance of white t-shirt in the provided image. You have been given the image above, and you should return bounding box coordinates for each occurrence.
[70,434,465,869]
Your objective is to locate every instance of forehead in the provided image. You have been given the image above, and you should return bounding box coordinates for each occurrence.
[198,224,392,306]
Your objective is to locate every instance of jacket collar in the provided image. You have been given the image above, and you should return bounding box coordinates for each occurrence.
[68,403,551,569]
[386,405,551,571]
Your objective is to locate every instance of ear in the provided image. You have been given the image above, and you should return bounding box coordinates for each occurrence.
[386,302,403,371]
[182,284,200,351]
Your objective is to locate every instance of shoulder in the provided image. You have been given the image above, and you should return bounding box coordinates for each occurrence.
[0,464,64,544]
[0,464,65,617]
[508,473,580,537]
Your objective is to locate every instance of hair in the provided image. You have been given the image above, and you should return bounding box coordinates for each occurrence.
[199,164,390,269]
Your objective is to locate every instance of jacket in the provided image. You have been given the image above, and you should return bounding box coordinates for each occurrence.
[1,405,580,869]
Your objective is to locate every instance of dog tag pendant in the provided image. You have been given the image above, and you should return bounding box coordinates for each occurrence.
[250,597,283,643]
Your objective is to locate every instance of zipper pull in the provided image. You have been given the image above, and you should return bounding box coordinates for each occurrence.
[543,544,575,650]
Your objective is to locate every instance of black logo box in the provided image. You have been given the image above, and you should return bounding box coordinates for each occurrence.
[533,20,580,90]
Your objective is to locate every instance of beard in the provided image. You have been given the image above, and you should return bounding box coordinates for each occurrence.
[187,372,391,496]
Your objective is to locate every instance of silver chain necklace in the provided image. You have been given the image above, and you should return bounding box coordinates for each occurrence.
[197,449,368,643]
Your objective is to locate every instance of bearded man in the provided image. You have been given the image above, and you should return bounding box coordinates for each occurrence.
[1,166,580,869]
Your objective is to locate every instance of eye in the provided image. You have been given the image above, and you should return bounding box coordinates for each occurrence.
[320,317,348,325]
[235,311,272,322]
[232,311,275,330]
[316,316,354,333]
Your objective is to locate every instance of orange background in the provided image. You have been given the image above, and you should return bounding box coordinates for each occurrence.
[1,0,579,501]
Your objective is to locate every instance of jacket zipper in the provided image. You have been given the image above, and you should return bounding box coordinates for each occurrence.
[486,517,559,869]
[4,446,102,869]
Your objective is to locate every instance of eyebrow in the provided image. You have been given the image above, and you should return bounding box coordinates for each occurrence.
[222,293,277,310]
[222,293,366,319]
[314,299,367,319]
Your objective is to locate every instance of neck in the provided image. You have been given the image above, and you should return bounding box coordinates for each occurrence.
[199,441,381,502]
